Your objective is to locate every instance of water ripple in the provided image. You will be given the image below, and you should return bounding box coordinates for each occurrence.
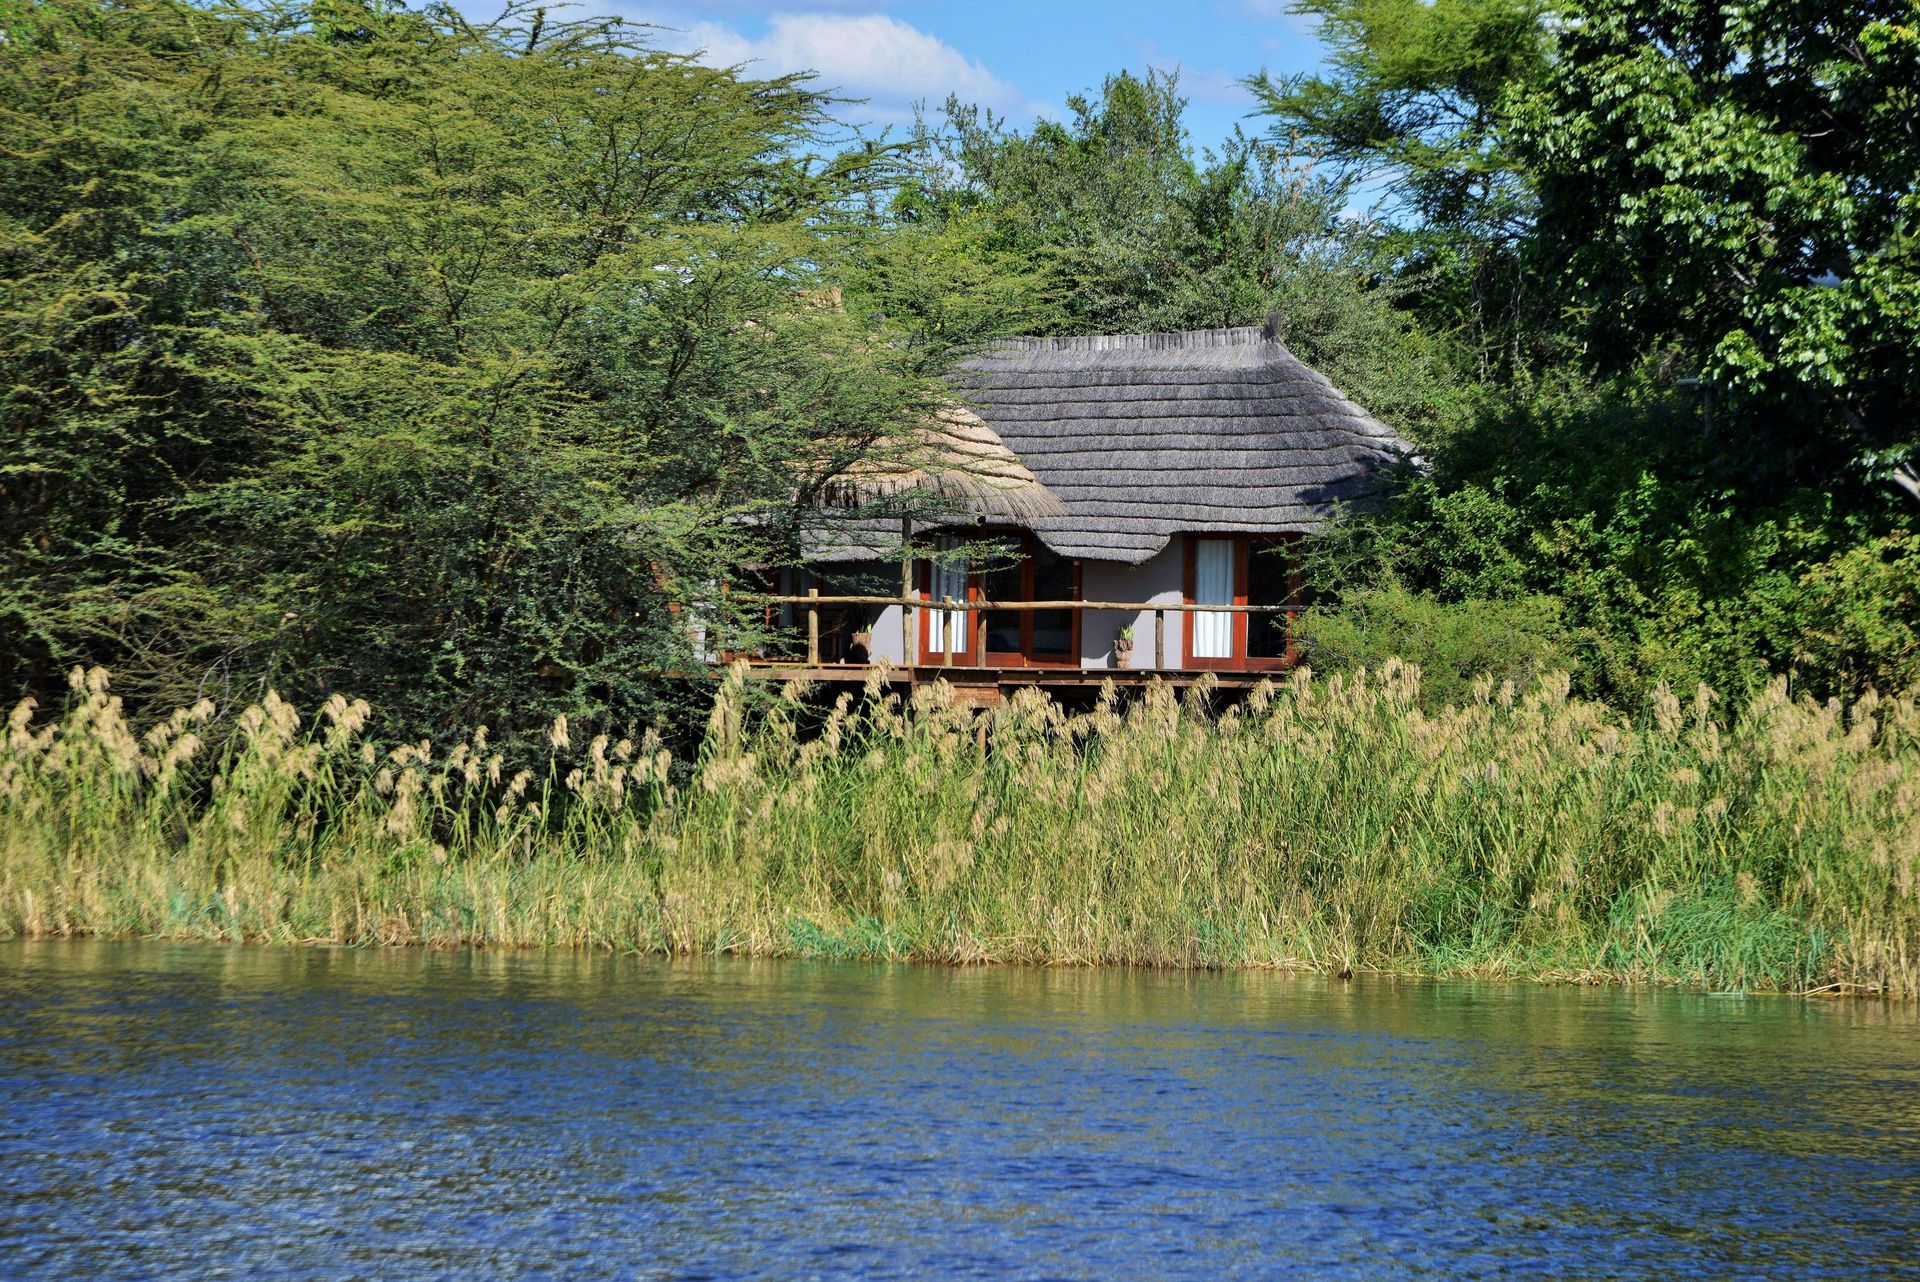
[1,942,1916,1280]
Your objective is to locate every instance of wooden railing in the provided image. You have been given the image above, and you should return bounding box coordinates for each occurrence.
[764,592,1296,669]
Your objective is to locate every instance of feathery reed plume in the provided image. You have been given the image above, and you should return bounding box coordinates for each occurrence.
[0,666,1914,993]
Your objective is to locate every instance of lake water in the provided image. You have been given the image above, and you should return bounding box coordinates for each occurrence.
[0,941,1915,1280]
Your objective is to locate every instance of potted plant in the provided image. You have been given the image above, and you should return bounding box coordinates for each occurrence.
[1112,623,1134,666]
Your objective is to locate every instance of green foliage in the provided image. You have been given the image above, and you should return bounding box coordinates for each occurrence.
[1255,0,1920,476]
[1255,0,1920,703]
[0,0,932,741]
[1302,587,1575,706]
[1510,0,1920,502]
[5,0,1916,747]
[1597,882,1832,993]
[839,211,1051,369]
[1247,0,1553,366]
[1307,371,1902,703]
[1248,0,1547,228]
[1795,531,1920,697]
[1306,472,1536,601]
[887,70,1463,434]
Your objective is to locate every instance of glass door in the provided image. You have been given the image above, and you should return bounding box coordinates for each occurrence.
[1247,539,1294,660]
[1029,545,1076,660]
[980,537,1077,666]
[921,533,1082,667]
[979,552,1024,662]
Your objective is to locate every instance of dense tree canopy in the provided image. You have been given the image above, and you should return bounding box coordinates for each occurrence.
[1513,0,1920,505]
[2,0,1915,736]
[1248,0,1551,367]
[1255,0,1920,701]
[1,0,929,737]
[869,71,1460,433]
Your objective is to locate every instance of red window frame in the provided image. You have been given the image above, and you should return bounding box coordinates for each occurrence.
[1181,534,1301,671]
[917,531,1081,667]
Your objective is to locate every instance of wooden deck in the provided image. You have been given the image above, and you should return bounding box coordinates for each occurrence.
[731,661,1276,707]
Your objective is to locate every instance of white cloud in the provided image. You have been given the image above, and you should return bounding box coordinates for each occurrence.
[637,10,1045,129]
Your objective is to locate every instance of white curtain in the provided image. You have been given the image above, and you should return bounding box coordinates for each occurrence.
[929,541,969,653]
[1193,538,1233,659]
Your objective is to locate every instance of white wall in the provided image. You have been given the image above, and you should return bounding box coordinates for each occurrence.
[1080,537,1184,669]
[868,601,910,664]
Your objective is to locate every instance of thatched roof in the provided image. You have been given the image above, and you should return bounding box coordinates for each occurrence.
[952,317,1412,564]
[815,403,1065,523]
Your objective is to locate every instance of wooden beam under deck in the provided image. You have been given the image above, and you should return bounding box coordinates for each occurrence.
[728,662,1276,707]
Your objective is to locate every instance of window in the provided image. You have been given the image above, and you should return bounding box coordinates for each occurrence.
[919,532,1080,666]
[1182,535,1300,670]
[926,535,969,655]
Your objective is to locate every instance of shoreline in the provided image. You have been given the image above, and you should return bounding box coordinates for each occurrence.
[0,926,1901,1001]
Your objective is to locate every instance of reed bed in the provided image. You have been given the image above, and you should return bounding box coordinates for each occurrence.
[3,663,1917,994]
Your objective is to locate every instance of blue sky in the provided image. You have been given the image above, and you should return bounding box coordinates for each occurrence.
[567,1,1330,150]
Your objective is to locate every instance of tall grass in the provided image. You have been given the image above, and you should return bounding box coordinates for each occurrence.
[3,662,1917,993]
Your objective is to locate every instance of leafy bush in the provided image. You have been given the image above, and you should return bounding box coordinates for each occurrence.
[1300,588,1577,708]
[1795,532,1920,698]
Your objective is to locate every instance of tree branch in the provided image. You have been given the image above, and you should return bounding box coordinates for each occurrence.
[1893,462,1920,508]
[1832,394,1920,509]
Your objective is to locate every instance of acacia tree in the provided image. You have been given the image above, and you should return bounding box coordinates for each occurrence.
[0,0,931,739]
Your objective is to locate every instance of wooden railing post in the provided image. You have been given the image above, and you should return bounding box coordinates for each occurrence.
[973,600,986,667]
[941,598,954,666]
[1154,608,1165,670]
[900,517,913,667]
[805,586,819,665]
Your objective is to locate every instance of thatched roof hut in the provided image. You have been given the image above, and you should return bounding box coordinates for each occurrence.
[951,317,1410,564]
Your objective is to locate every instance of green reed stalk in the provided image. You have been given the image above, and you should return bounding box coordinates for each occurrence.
[3,662,1916,993]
